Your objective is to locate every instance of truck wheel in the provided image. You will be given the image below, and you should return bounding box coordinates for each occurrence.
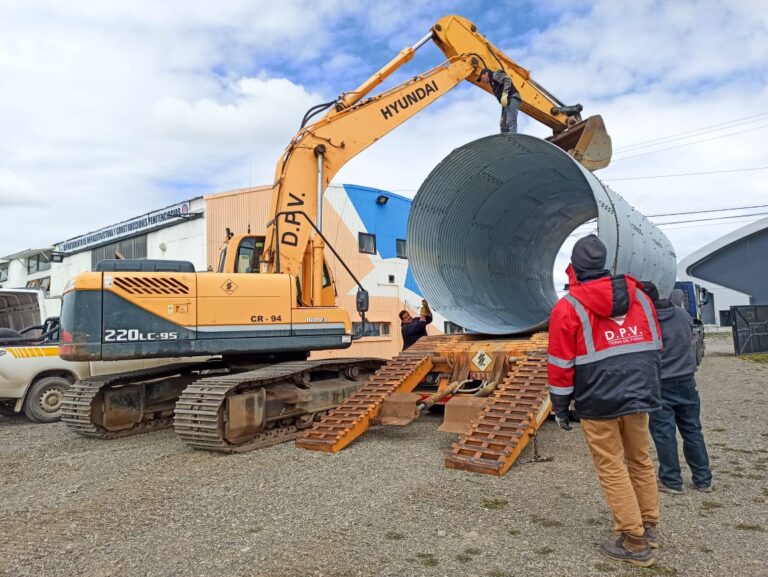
[23,376,71,423]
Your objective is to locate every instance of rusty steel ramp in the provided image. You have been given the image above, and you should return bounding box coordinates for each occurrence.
[295,354,434,453]
[445,352,551,476]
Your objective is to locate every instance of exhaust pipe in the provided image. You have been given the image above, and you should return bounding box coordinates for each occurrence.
[407,134,676,335]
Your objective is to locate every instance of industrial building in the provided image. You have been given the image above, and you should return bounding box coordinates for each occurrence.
[678,217,767,325]
[0,184,446,359]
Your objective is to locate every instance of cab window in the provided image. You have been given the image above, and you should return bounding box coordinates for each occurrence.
[235,237,266,273]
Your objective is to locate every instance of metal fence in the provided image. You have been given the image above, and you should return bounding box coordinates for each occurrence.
[731,305,768,355]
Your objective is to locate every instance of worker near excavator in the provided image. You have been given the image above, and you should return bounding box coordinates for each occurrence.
[399,300,432,350]
[547,235,663,568]
[640,281,713,495]
[478,68,521,133]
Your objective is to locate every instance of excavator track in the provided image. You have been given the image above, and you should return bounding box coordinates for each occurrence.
[174,358,384,453]
[296,353,434,452]
[444,351,550,476]
[61,362,218,439]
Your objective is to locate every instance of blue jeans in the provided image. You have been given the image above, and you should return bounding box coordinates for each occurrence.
[649,376,712,489]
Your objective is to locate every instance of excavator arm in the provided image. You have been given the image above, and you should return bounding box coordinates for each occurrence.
[261,14,612,310]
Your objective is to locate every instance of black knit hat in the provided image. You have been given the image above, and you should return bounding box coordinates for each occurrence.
[571,234,607,276]
[641,281,660,304]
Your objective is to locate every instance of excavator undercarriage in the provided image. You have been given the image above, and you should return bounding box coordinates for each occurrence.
[62,358,385,451]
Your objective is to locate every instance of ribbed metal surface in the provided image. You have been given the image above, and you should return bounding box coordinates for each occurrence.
[408,134,676,335]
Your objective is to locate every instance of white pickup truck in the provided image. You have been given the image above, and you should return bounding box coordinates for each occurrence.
[0,288,185,423]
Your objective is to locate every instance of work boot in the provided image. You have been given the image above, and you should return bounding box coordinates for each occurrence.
[657,480,683,495]
[600,533,656,567]
[643,522,660,549]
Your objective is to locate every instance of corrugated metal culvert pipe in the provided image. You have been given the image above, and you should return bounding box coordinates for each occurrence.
[407,134,676,335]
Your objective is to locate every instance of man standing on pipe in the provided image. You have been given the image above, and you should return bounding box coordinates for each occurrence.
[399,300,432,350]
[478,68,521,134]
[547,234,663,568]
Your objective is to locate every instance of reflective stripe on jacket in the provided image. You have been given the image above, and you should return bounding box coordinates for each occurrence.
[547,267,662,419]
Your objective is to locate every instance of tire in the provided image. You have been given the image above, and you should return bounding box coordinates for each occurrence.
[23,376,72,423]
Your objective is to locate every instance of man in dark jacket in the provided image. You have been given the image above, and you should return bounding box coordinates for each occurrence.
[642,281,713,494]
[548,235,662,567]
[399,299,432,350]
[478,68,522,133]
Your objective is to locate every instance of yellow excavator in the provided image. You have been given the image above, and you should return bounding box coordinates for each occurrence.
[60,15,610,462]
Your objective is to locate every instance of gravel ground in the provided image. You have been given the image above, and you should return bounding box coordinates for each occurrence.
[1,333,766,577]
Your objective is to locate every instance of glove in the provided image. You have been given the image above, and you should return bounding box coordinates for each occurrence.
[555,416,573,431]
[550,389,573,431]
[420,299,431,317]
[500,92,509,107]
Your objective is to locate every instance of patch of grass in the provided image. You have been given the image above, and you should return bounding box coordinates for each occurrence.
[415,552,438,567]
[735,523,765,532]
[482,498,509,510]
[747,473,764,480]
[534,546,554,555]
[487,570,510,577]
[507,528,520,536]
[711,442,727,447]
[762,488,768,497]
[530,514,564,528]
[559,492,573,499]
[384,531,405,540]
[463,547,481,555]
[699,545,714,553]
[701,500,723,511]
[727,471,745,478]
[712,427,726,432]
[744,353,768,364]
[585,517,603,526]
[752,497,765,504]
[593,561,614,572]
[456,553,473,563]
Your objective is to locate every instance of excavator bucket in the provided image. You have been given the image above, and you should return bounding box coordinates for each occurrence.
[547,115,612,171]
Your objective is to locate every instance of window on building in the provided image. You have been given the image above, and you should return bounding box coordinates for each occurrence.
[444,321,465,335]
[92,235,148,269]
[27,253,51,274]
[358,232,376,255]
[352,321,390,338]
[396,239,407,259]
[26,276,51,294]
[0,264,7,284]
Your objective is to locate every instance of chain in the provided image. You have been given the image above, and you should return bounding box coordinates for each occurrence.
[529,432,553,463]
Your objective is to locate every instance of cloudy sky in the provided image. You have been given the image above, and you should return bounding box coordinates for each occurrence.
[1,0,767,276]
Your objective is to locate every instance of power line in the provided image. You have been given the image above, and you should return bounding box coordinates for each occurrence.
[647,203,768,218]
[654,210,768,226]
[658,217,763,232]
[611,123,768,162]
[614,112,768,153]
[603,165,768,181]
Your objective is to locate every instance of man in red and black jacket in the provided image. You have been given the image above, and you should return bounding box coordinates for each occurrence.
[548,234,663,568]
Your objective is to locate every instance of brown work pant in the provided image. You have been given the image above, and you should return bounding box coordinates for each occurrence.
[581,413,660,538]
